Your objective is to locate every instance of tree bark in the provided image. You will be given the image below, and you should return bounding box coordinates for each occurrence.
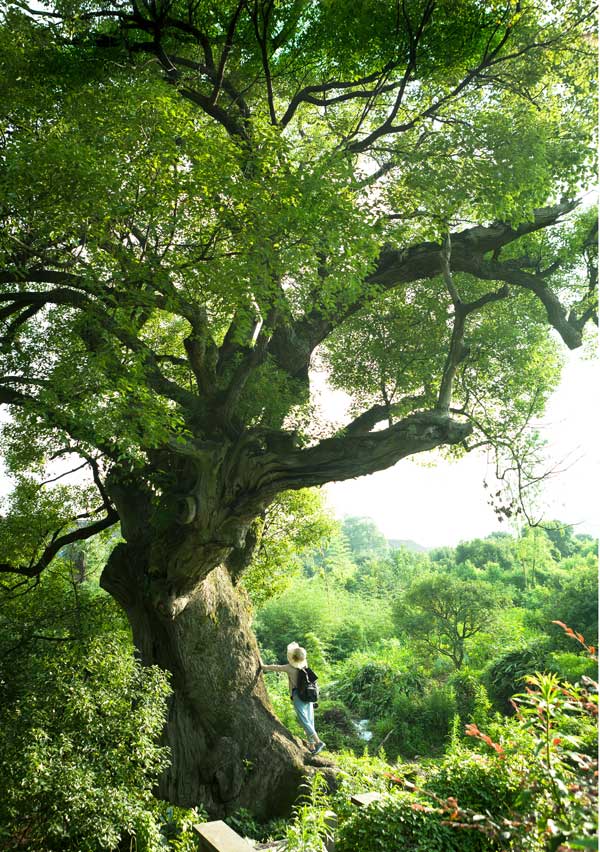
[101,541,314,817]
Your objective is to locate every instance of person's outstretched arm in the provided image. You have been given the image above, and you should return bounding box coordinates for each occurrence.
[261,662,288,672]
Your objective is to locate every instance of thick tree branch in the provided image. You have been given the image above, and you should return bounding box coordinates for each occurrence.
[0,287,200,409]
[0,509,119,579]
[0,268,85,286]
[267,201,581,379]
[251,410,472,497]
[344,403,399,436]
[182,306,219,397]
[457,257,588,349]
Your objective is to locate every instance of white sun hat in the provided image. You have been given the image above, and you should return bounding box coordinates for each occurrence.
[287,641,307,669]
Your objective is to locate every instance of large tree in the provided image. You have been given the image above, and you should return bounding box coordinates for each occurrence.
[0,0,596,817]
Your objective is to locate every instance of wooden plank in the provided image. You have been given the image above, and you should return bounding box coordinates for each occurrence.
[350,791,382,807]
[193,820,254,852]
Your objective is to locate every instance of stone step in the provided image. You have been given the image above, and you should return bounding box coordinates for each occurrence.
[194,820,255,852]
[350,791,382,807]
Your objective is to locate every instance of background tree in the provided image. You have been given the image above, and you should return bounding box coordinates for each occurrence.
[341,516,389,562]
[455,533,516,573]
[516,525,557,589]
[0,0,596,816]
[393,573,509,669]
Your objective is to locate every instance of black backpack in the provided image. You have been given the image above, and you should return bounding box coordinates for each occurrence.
[296,667,319,703]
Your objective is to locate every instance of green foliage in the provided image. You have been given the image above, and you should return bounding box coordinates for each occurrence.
[343,544,431,598]
[255,520,597,766]
[543,566,599,648]
[330,749,398,812]
[241,488,336,607]
[462,668,598,851]
[380,684,459,758]
[156,805,209,852]
[483,639,553,713]
[393,572,510,669]
[0,564,198,852]
[447,669,492,728]
[254,575,395,664]
[336,790,491,852]
[224,808,287,843]
[427,749,521,819]
[515,526,560,590]
[0,634,172,851]
[285,773,334,852]
[330,642,422,719]
[341,516,389,561]
[303,630,328,671]
[455,534,516,572]
[317,701,365,753]
[547,651,598,685]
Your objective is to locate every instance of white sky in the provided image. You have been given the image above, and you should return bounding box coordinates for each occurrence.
[317,350,599,548]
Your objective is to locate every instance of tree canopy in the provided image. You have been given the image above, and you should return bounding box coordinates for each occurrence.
[393,572,509,668]
[0,0,596,593]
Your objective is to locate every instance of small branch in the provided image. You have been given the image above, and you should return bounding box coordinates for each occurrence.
[439,234,461,306]
[40,460,89,486]
[211,0,246,105]
[280,61,403,128]
[0,510,119,579]
[247,0,278,125]
[460,258,588,349]
[437,235,512,412]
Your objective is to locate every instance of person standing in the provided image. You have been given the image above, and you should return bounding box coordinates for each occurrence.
[261,641,325,754]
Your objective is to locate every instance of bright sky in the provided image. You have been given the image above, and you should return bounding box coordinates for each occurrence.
[316,350,599,548]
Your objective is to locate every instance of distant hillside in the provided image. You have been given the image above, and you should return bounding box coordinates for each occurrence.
[387,538,429,553]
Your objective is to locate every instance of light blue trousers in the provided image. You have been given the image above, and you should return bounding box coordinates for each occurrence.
[292,689,317,741]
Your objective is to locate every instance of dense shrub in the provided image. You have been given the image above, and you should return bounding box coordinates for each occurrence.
[224,808,287,843]
[318,701,365,752]
[447,669,492,727]
[336,792,495,852]
[483,639,552,713]
[383,685,457,758]
[0,636,172,852]
[332,644,423,718]
[548,650,598,684]
[426,750,521,817]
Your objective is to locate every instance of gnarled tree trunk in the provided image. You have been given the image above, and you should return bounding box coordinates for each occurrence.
[101,541,311,817]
